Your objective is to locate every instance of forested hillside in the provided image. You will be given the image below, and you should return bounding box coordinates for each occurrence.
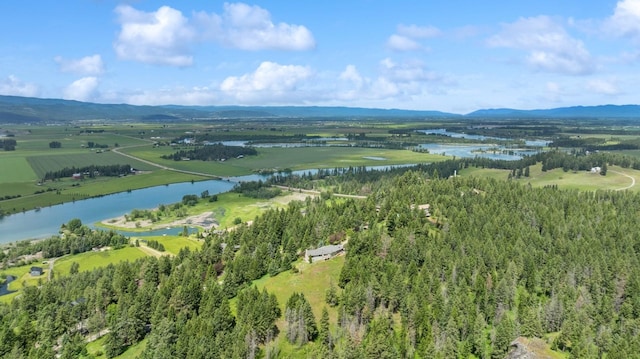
[2,164,640,358]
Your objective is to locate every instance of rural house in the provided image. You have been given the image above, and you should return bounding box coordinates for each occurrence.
[30,266,44,276]
[305,244,344,263]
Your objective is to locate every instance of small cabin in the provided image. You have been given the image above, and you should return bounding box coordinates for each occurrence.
[30,266,44,276]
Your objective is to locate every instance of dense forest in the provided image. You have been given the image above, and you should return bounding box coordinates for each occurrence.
[3,159,640,357]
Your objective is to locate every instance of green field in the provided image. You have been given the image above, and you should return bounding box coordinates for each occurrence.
[125,146,447,177]
[251,257,345,358]
[53,246,148,276]
[459,164,640,192]
[27,151,156,178]
[0,262,48,303]
[136,235,203,255]
[0,153,38,182]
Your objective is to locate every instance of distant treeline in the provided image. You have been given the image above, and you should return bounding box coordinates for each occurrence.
[550,137,640,151]
[43,164,132,181]
[162,143,257,161]
[0,138,16,151]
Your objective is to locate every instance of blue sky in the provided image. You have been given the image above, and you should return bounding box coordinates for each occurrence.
[1,0,639,114]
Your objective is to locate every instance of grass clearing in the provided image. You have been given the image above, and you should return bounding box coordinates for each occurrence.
[0,262,48,304]
[137,235,203,255]
[53,246,148,276]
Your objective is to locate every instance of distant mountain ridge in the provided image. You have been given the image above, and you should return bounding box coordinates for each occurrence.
[0,95,453,123]
[467,104,640,118]
[0,95,638,122]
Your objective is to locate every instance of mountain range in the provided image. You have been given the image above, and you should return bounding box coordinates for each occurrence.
[0,95,638,123]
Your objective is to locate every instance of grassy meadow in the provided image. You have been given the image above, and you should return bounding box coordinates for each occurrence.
[53,246,148,276]
[459,164,640,192]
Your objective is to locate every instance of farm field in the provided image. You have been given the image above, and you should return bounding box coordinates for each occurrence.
[124,145,447,177]
[26,151,156,178]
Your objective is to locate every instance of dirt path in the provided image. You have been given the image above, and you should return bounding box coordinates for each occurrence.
[610,170,636,191]
[137,244,169,258]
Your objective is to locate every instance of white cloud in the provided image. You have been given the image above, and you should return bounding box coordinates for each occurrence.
[487,16,594,75]
[387,35,422,51]
[379,58,442,83]
[55,55,105,76]
[220,61,312,102]
[387,24,440,52]
[113,3,315,66]
[605,0,640,41]
[63,77,99,101]
[0,75,39,97]
[397,24,441,39]
[114,5,195,66]
[194,2,315,51]
[586,79,620,95]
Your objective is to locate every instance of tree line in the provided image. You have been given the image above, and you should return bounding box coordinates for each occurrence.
[42,164,133,181]
[161,143,257,161]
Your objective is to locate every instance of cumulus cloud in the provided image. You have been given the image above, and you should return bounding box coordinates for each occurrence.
[387,24,440,51]
[387,35,422,51]
[487,16,594,75]
[605,0,640,41]
[113,3,315,66]
[63,77,99,101]
[335,59,447,102]
[220,61,312,102]
[586,79,620,95]
[114,5,196,66]
[0,75,39,97]
[55,55,105,75]
[195,3,315,51]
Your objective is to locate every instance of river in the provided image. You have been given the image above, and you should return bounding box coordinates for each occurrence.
[0,179,236,244]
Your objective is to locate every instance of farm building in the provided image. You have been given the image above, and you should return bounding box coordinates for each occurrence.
[30,266,44,276]
[305,244,344,263]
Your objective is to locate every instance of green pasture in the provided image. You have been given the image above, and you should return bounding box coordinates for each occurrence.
[27,151,156,178]
[459,164,639,192]
[53,246,148,276]
[0,262,48,304]
[137,235,203,255]
[208,191,291,228]
[124,146,446,177]
[252,256,344,322]
[0,153,37,182]
[522,164,637,191]
[86,336,147,359]
[247,257,344,358]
